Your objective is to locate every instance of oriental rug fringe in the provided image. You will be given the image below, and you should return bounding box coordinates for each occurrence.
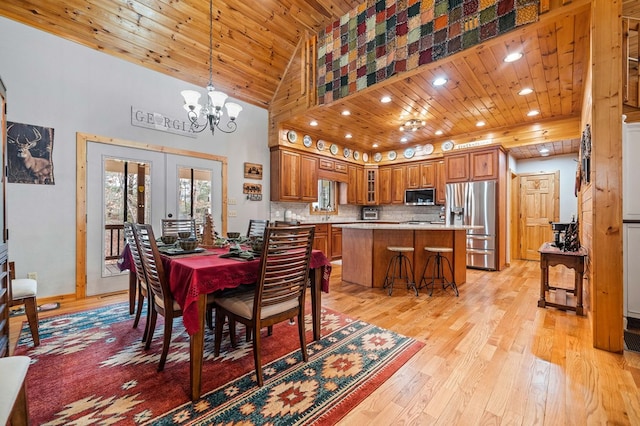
[14,302,423,425]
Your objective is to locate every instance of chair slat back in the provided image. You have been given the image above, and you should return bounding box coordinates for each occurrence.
[247,219,269,238]
[135,223,172,310]
[123,222,147,285]
[254,225,315,313]
[161,219,197,238]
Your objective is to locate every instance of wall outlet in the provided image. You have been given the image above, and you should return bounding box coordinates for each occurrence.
[27,272,37,281]
[228,210,237,217]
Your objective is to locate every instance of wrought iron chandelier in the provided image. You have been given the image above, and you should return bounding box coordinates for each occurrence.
[181,0,242,135]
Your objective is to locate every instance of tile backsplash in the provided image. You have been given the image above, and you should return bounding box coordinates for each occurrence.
[270,202,443,223]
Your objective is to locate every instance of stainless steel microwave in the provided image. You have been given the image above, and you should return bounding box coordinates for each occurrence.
[405,188,435,205]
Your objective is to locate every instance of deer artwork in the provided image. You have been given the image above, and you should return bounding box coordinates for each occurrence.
[7,124,53,184]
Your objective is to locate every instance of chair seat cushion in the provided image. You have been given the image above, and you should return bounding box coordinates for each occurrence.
[0,356,30,423]
[12,278,37,300]
[216,291,298,320]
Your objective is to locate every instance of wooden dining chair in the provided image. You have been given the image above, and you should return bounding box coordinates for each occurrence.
[123,222,151,342]
[135,223,213,371]
[213,225,315,386]
[274,220,301,226]
[9,262,39,346]
[246,219,269,238]
[161,218,197,239]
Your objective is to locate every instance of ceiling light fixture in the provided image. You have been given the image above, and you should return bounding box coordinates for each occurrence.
[435,130,444,136]
[341,110,351,116]
[539,147,550,156]
[380,96,392,103]
[373,143,379,148]
[400,137,408,143]
[181,0,242,135]
[518,87,533,95]
[345,133,352,139]
[527,110,539,117]
[400,119,426,132]
[476,121,486,127]
[309,120,318,126]
[504,52,523,63]
[433,77,448,86]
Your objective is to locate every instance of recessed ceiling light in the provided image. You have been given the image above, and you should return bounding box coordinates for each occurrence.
[309,120,318,126]
[380,96,392,103]
[527,110,539,117]
[341,110,351,116]
[345,133,352,138]
[435,130,443,136]
[539,147,550,153]
[518,88,533,96]
[433,77,448,86]
[504,52,523,63]
[372,143,379,148]
[400,137,408,143]
[476,121,485,127]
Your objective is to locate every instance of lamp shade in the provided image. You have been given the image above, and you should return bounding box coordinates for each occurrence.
[225,103,243,120]
[208,91,228,108]
[181,90,202,108]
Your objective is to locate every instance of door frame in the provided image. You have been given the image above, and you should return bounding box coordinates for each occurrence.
[76,132,228,300]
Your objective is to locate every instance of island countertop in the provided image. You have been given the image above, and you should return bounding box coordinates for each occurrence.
[333,223,479,231]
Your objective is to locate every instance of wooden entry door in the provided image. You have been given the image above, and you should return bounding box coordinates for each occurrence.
[518,172,559,260]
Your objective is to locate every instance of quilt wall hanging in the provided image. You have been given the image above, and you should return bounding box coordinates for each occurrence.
[7,121,55,185]
[317,0,540,104]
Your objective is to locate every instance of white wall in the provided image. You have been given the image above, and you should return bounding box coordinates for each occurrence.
[0,17,271,297]
[515,153,579,222]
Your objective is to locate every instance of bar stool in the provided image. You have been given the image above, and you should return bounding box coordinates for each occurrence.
[383,246,418,296]
[419,247,459,297]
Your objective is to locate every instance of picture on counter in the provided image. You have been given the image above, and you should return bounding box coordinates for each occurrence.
[244,162,263,180]
[243,183,262,194]
[7,121,55,185]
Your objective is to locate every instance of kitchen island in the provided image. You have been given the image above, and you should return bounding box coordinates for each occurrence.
[334,223,470,289]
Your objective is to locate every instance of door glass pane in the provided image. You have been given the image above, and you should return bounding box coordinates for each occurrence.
[177,167,212,232]
[103,158,150,276]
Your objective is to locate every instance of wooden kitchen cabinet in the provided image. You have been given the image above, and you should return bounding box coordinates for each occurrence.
[270,148,318,202]
[391,166,405,204]
[365,166,378,205]
[313,223,330,257]
[470,149,499,180]
[420,162,436,187]
[379,167,392,204]
[444,152,470,182]
[405,164,420,189]
[330,224,342,259]
[356,167,365,205]
[435,160,446,205]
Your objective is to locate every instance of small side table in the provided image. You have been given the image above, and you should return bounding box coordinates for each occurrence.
[538,242,588,315]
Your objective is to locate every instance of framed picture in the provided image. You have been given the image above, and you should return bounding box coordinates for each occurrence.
[244,162,263,180]
[7,121,55,185]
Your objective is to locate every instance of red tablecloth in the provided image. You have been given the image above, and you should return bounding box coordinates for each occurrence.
[163,248,331,335]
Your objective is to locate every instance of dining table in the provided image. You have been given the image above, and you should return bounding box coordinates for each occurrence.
[122,244,331,401]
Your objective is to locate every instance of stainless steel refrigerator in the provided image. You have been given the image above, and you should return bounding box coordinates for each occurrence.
[445,180,497,270]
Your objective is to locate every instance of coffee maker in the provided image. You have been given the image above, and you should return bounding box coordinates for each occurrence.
[550,222,570,249]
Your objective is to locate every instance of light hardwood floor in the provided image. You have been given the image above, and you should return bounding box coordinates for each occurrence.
[9,259,640,424]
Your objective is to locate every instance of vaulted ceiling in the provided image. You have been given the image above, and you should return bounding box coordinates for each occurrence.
[0,1,635,159]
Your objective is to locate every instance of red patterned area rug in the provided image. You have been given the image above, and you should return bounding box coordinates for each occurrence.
[14,302,424,425]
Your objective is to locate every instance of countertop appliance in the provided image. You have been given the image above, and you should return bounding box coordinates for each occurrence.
[361,206,379,220]
[405,188,435,206]
[445,180,497,270]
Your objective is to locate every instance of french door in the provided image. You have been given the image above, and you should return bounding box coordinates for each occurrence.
[86,142,221,296]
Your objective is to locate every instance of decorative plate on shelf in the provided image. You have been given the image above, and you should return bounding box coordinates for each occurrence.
[303,135,312,147]
[353,151,360,161]
[343,147,351,158]
[362,152,368,162]
[403,147,415,159]
[442,140,454,151]
[423,143,434,155]
[373,152,382,162]
[330,144,339,155]
[388,150,397,160]
[286,130,297,143]
[316,140,325,151]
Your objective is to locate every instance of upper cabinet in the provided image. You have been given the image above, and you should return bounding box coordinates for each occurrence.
[379,167,392,205]
[420,162,436,187]
[365,166,378,205]
[270,148,318,202]
[444,147,503,183]
[435,160,446,205]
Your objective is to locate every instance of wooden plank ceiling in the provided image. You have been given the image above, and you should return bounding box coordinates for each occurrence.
[0,1,634,159]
